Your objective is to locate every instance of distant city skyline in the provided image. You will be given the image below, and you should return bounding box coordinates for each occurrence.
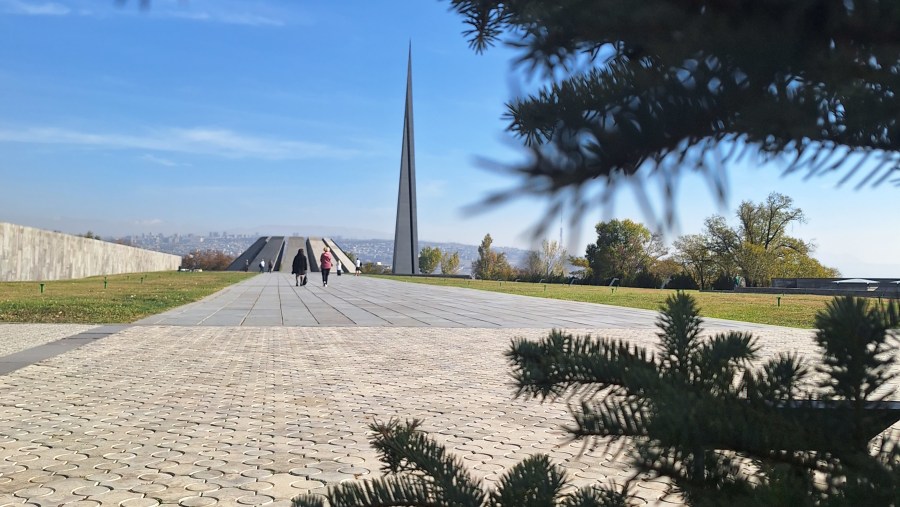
[1,1,898,277]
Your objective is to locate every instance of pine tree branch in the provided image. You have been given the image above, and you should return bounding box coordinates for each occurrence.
[506,330,657,401]
[368,419,485,506]
[292,475,444,507]
[488,454,567,506]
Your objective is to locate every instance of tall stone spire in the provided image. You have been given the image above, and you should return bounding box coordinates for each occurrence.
[392,44,419,275]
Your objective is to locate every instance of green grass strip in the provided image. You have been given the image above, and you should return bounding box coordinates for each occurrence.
[379,276,833,329]
[0,271,253,324]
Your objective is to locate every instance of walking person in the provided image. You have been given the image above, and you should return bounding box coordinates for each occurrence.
[355,258,361,276]
[336,259,343,277]
[291,248,308,287]
[259,259,265,273]
[244,259,249,272]
[320,246,333,287]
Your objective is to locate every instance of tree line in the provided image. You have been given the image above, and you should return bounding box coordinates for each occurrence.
[179,250,235,271]
[417,247,462,275]
[473,192,839,289]
[470,234,569,282]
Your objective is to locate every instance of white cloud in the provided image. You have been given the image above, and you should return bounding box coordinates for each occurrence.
[116,0,287,27]
[0,0,70,15]
[162,9,211,22]
[0,126,368,160]
[141,153,178,167]
[1,0,290,26]
[218,13,283,27]
[165,10,283,27]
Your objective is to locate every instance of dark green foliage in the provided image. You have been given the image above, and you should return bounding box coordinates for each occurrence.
[291,419,630,507]
[710,273,736,291]
[671,234,716,290]
[814,296,899,404]
[630,271,662,289]
[585,219,664,286]
[488,455,566,506]
[560,487,631,507]
[370,419,484,505]
[449,0,900,228]
[745,352,808,402]
[291,419,483,507]
[472,234,513,280]
[507,294,900,505]
[440,250,462,275]
[360,262,391,275]
[419,246,443,275]
[664,273,699,291]
[697,193,839,287]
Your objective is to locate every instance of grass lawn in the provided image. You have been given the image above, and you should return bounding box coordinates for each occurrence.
[0,271,253,324]
[379,275,837,329]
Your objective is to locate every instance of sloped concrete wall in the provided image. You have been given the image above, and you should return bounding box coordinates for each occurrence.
[248,236,284,273]
[306,237,327,272]
[281,237,307,272]
[0,222,181,282]
[323,238,355,274]
[226,236,267,271]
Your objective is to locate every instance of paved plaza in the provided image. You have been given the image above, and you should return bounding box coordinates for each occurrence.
[133,274,786,329]
[0,275,818,506]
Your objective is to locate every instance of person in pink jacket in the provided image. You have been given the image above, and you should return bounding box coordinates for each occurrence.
[320,246,333,287]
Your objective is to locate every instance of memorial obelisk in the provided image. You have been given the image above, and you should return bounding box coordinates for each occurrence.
[392,46,419,275]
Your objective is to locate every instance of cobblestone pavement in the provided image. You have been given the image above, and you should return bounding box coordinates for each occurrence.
[0,324,817,506]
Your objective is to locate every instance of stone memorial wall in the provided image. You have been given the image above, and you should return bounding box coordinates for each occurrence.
[0,222,181,282]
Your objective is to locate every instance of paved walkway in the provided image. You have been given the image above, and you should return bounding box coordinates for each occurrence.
[0,275,817,506]
[134,273,782,329]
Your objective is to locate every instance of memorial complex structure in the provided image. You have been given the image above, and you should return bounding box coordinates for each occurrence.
[226,236,355,273]
[392,46,420,275]
[231,49,422,275]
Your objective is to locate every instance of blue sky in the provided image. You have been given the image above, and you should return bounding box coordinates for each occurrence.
[1,0,898,277]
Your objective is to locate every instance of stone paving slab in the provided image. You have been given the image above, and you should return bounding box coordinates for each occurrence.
[0,324,821,506]
[134,274,787,330]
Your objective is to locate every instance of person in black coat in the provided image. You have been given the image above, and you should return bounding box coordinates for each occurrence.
[291,248,309,287]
